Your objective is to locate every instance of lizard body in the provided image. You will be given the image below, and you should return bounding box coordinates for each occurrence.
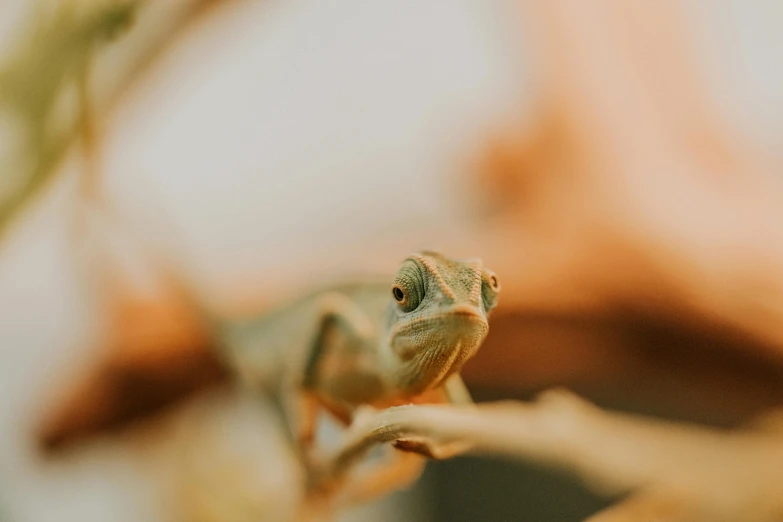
[211,251,500,502]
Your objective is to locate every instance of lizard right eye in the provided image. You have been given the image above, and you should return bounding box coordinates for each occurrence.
[392,260,425,312]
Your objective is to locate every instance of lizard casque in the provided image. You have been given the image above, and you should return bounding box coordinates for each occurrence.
[214,250,500,501]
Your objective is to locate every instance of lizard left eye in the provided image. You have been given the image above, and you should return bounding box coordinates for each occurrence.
[488,274,500,291]
[392,286,405,302]
[481,270,500,312]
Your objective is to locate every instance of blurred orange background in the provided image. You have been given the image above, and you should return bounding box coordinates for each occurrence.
[2,1,783,521]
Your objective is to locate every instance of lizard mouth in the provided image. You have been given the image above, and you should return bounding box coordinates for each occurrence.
[390,313,488,394]
[389,306,487,339]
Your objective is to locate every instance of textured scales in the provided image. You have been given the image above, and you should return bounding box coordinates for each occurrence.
[213,251,500,501]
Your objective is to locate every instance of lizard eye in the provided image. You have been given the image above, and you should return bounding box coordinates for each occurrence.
[481,269,500,312]
[488,274,500,291]
[392,260,425,312]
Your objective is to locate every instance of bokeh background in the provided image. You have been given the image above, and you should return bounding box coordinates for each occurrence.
[2,1,783,521]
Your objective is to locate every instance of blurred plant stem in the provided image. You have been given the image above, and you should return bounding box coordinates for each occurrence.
[28,0,234,454]
[0,0,222,243]
[0,0,138,239]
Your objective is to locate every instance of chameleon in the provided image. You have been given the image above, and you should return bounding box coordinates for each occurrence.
[212,250,501,503]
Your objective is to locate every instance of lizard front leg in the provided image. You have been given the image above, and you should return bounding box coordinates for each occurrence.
[322,376,476,507]
[311,403,427,508]
[442,373,474,406]
[280,293,375,462]
[331,446,426,508]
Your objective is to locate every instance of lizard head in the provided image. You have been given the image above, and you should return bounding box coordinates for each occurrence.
[384,251,500,395]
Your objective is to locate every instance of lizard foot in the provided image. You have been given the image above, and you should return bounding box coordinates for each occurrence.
[393,436,471,460]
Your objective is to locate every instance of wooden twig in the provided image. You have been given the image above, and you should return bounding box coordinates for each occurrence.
[324,389,783,521]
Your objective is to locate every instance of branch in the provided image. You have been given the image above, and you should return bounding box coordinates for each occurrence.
[325,390,783,520]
